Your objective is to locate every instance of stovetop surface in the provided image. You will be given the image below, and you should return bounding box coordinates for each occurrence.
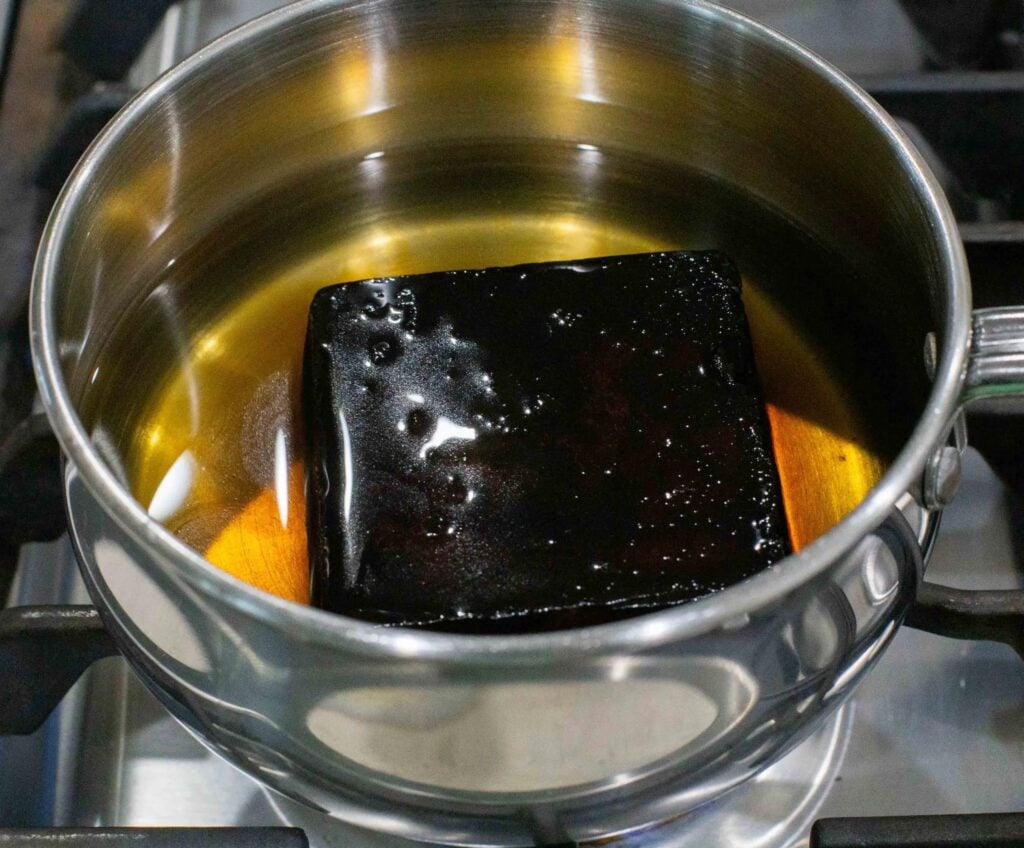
[3,1,1024,845]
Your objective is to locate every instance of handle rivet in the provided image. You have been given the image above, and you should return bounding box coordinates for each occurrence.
[923,445,961,509]
[923,331,938,380]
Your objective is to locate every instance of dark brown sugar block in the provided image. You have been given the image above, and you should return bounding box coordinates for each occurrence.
[303,251,789,632]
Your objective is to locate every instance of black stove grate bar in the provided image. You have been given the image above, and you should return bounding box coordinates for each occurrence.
[0,606,116,735]
[863,73,1024,221]
[58,0,176,82]
[958,226,1024,496]
[0,414,67,616]
[0,829,308,848]
[812,812,1024,847]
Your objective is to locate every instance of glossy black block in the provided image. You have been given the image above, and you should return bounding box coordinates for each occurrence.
[303,251,788,632]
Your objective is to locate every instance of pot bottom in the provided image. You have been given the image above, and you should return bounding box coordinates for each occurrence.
[264,704,851,848]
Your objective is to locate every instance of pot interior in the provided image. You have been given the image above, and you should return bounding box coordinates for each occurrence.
[51,0,941,609]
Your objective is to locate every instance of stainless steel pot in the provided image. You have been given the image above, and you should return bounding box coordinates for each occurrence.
[28,0,1024,844]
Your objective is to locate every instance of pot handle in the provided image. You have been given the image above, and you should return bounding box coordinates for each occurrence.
[962,307,1024,411]
[904,307,1024,658]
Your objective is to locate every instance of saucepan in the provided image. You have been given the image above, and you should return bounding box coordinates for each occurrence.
[24,0,1024,844]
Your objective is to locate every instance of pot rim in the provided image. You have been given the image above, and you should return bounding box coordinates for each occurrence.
[30,0,971,663]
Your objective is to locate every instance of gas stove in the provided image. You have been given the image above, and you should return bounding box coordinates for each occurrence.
[5,450,1024,848]
[2,2,1024,847]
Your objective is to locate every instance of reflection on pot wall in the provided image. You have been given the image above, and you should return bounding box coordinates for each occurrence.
[302,669,740,793]
[70,456,918,838]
